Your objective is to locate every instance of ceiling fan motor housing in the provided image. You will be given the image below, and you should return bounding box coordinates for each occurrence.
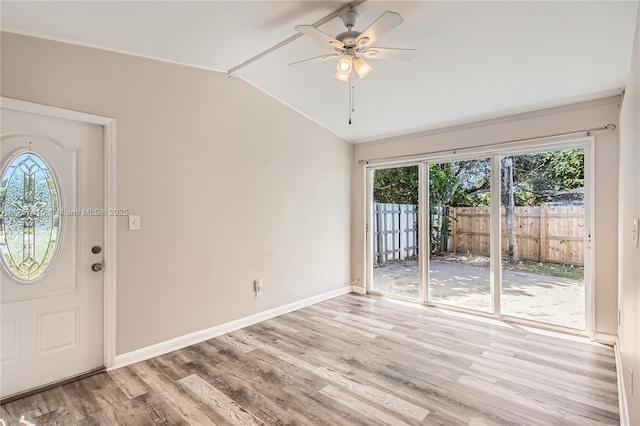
[336,30,361,48]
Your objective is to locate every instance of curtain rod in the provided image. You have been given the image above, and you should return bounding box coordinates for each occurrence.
[227,0,367,76]
[357,123,616,165]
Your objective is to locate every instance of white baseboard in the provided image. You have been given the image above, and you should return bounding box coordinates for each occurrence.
[615,338,630,426]
[111,286,352,370]
[351,285,366,294]
[592,331,616,345]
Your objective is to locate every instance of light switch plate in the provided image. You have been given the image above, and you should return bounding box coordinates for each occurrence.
[128,215,141,231]
[633,218,639,248]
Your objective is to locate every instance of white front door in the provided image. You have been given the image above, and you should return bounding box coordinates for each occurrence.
[1,107,104,399]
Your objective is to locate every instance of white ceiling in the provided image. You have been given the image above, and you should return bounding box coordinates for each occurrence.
[2,1,637,143]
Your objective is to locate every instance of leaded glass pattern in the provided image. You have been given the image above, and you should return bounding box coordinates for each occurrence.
[0,152,61,282]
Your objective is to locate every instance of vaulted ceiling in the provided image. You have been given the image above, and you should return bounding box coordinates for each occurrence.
[2,1,637,142]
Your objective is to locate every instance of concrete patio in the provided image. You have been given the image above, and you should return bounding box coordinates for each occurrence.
[372,259,585,330]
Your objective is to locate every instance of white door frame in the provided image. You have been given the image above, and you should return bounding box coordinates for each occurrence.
[1,97,117,368]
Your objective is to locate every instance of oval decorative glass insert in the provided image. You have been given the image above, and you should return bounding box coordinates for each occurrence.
[0,152,61,282]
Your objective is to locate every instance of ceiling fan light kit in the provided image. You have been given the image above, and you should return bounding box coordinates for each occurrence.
[292,6,417,123]
[292,7,416,82]
[335,50,372,82]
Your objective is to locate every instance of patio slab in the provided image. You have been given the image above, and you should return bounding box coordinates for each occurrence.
[372,259,585,330]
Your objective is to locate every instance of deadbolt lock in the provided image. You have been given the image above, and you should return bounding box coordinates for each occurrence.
[91,246,102,254]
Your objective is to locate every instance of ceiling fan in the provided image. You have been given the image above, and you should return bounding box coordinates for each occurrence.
[291,8,417,82]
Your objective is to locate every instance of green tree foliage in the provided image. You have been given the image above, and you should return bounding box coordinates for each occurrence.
[373,166,419,205]
[508,149,584,205]
[541,148,584,190]
[371,149,584,254]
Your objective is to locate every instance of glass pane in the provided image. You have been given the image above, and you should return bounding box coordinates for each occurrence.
[500,149,585,330]
[371,166,419,299]
[427,158,492,312]
[0,152,61,282]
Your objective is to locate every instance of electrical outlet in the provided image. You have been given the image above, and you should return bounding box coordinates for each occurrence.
[254,279,263,297]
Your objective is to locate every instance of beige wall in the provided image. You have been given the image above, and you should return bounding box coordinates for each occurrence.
[618,5,640,424]
[1,32,352,354]
[352,97,621,337]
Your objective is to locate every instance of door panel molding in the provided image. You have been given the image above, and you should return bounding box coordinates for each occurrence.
[1,97,117,369]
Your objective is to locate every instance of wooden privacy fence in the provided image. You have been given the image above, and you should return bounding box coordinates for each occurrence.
[373,203,418,265]
[450,205,585,265]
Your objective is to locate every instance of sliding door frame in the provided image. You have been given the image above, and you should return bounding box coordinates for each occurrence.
[366,162,424,303]
[364,136,594,338]
[493,140,594,337]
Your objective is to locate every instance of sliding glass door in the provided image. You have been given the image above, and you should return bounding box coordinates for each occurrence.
[367,142,591,333]
[499,148,586,330]
[427,158,493,313]
[370,165,420,300]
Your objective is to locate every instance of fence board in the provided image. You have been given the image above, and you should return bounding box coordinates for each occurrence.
[372,203,584,265]
[450,205,584,265]
[373,203,418,265]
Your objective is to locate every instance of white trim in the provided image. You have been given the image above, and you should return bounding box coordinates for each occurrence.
[1,97,117,369]
[418,162,428,303]
[615,338,630,426]
[592,332,617,346]
[365,168,374,294]
[490,155,502,315]
[1,98,114,126]
[111,286,352,370]
[103,121,117,368]
[351,285,366,295]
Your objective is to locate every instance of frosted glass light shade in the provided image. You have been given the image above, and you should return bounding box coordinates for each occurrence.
[354,57,372,79]
[336,54,353,73]
[334,70,350,82]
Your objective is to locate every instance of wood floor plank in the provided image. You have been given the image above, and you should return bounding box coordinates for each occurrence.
[319,384,415,426]
[112,392,188,426]
[130,360,226,425]
[1,294,619,425]
[178,374,264,426]
[108,366,149,400]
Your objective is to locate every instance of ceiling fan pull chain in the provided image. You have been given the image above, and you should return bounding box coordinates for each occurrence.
[351,81,356,114]
[348,77,353,125]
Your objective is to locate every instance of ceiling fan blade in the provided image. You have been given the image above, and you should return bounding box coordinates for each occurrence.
[295,25,345,50]
[288,54,340,66]
[355,11,404,49]
[361,47,417,61]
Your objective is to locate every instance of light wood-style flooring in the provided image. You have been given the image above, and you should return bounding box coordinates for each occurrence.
[1,294,619,425]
